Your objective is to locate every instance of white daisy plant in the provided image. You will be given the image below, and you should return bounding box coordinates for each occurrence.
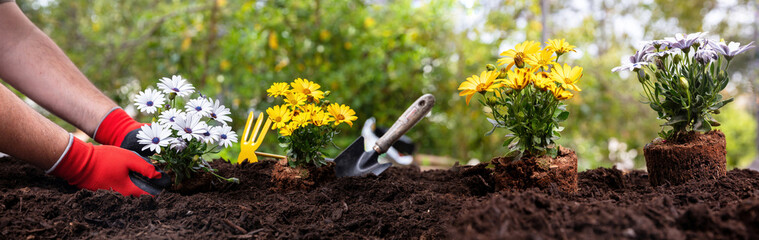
[131,75,239,184]
[186,97,212,117]
[133,88,165,114]
[157,108,185,126]
[172,113,208,141]
[208,99,233,125]
[200,126,220,144]
[216,125,238,148]
[136,124,172,154]
[157,75,195,98]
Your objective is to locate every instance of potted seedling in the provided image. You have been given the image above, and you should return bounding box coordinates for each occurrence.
[133,75,239,193]
[460,39,582,192]
[613,33,754,186]
[265,78,357,190]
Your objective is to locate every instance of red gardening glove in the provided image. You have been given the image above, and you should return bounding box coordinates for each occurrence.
[93,107,152,156]
[48,135,170,196]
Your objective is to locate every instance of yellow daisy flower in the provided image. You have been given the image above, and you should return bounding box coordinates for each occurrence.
[290,78,325,102]
[311,110,332,126]
[284,91,307,107]
[279,122,297,136]
[533,72,555,91]
[458,70,502,105]
[549,84,574,100]
[545,39,576,55]
[504,68,533,90]
[299,104,320,118]
[525,50,557,70]
[497,40,541,70]
[266,82,290,97]
[327,103,358,127]
[266,105,292,130]
[549,63,582,92]
[291,110,311,128]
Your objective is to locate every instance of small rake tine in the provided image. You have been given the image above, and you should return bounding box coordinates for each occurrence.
[250,112,266,146]
[252,118,273,148]
[241,111,255,144]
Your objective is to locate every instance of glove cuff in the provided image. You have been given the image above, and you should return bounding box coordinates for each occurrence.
[45,133,74,174]
[93,107,144,146]
[47,136,95,186]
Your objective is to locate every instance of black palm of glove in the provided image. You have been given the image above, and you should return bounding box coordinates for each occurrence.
[121,128,155,157]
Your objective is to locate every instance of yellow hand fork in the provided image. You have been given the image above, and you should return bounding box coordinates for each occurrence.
[237,111,286,164]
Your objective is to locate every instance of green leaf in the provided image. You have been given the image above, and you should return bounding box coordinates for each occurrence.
[485,118,503,136]
[649,103,662,112]
[663,115,687,126]
[556,111,569,121]
[708,98,733,111]
[694,117,712,132]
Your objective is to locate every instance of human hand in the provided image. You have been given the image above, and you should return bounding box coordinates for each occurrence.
[93,107,153,156]
[48,135,170,196]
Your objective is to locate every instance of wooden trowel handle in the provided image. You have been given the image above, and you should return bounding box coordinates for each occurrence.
[374,94,435,153]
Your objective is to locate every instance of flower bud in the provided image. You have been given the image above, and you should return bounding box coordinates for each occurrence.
[486,64,496,71]
[673,54,682,64]
[655,58,665,69]
[636,70,647,83]
[498,68,508,79]
[169,92,177,100]
[679,77,689,89]
[486,96,498,106]
[514,56,525,69]
[324,91,331,97]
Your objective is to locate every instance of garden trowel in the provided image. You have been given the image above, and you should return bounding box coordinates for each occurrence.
[334,94,435,177]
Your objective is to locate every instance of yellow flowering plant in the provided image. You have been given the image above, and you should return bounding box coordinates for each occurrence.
[266,78,357,167]
[460,39,582,158]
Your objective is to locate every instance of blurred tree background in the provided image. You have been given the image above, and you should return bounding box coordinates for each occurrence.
[9,0,759,170]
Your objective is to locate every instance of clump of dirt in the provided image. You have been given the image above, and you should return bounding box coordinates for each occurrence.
[270,159,336,191]
[644,130,727,186]
[492,146,578,192]
[1,156,759,239]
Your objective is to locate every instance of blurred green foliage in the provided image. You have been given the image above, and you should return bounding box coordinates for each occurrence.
[13,0,758,169]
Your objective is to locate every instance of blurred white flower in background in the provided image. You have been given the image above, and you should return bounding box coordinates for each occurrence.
[608,138,637,171]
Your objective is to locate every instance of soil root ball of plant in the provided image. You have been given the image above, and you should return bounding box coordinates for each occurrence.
[492,146,578,193]
[644,130,727,187]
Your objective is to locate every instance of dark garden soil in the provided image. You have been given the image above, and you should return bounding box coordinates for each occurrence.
[2,156,759,239]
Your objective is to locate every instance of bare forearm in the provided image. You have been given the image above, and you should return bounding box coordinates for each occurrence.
[0,3,116,135]
[0,83,69,169]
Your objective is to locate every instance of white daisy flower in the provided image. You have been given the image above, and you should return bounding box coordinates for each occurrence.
[208,99,232,125]
[172,113,208,141]
[186,97,212,117]
[158,108,186,126]
[200,126,221,144]
[216,125,238,148]
[133,88,165,114]
[169,138,188,152]
[135,123,172,154]
[157,75,195,98]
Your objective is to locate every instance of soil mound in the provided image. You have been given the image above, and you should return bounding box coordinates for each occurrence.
[1,157,759,239]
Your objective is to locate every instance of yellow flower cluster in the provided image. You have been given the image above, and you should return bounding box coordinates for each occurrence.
[266,78,357,136]
[458,39,582,104]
